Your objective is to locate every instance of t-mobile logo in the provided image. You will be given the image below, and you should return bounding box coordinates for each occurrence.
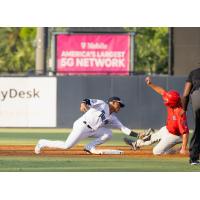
[0,88,40,101]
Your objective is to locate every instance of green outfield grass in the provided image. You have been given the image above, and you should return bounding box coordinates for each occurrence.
[0,156,199,172]
[0,128,126,146]
[0,128,199,172]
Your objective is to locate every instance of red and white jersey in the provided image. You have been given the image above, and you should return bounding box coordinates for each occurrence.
[162,92,189,136]
[80,99,131,135]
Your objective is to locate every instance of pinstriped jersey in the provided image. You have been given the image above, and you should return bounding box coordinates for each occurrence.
[80,99,131,135]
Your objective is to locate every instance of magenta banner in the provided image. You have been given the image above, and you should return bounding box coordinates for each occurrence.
[56,34,130,75]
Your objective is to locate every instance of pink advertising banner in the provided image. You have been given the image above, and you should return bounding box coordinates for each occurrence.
[56,34,130,75]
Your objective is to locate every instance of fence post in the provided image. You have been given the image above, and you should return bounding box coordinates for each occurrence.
[35,27,47,75]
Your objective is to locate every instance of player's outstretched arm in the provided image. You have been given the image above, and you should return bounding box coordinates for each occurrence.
[145,76,165,96]
[180,133,189,155]
[109,115,139,137]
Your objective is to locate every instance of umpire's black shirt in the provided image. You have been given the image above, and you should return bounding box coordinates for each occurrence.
[186,68,200,94]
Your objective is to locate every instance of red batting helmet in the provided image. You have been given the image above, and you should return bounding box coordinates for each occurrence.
[163,90,181,107]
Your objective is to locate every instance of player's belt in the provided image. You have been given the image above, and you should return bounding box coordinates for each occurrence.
[83,121,92,129]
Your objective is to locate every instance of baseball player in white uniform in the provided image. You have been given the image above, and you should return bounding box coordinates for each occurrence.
[35,96,137,155]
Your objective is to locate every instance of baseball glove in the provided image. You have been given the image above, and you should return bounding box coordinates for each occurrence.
[137,128,155,140]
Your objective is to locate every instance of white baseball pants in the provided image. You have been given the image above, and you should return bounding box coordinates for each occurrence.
[37,118,112,151]
[137,126,182,155]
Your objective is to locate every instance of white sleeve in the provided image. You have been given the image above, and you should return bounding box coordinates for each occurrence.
[109,115,131,135]
[89,99,105,107]
[82,99,105,108]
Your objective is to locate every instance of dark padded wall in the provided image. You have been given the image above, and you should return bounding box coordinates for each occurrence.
[173,27,200,75]
[57,75,194,130]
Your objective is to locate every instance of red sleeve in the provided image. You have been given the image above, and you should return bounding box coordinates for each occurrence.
[176,109,189,135]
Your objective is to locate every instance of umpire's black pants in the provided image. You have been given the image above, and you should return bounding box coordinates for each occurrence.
[190,89,200,161]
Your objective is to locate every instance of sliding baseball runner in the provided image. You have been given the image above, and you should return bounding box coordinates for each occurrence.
[124,77,189,155]
[35,96,138,155]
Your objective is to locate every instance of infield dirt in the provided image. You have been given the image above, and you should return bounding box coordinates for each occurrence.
[0,145,188,158]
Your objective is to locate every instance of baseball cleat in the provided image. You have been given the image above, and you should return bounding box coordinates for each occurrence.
[131,141,139,151]
[84,147,103,155]
[189,160,200,165]
[84,148,92,154]
[34,141,42,154]
[124,137,139,150]
[144,128,155,136]
[34,145,41,154]
[141,128,155,141]
[124,137,134,146]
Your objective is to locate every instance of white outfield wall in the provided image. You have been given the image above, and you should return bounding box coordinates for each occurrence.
[0,77,57,127]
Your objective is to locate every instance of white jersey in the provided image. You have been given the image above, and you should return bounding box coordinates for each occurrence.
[36,98,132,155]
[80,99,131,135]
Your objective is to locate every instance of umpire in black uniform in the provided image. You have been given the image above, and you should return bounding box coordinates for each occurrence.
[182,68,200,165]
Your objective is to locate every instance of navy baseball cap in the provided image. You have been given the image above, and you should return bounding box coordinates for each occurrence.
[108,96,125,108]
